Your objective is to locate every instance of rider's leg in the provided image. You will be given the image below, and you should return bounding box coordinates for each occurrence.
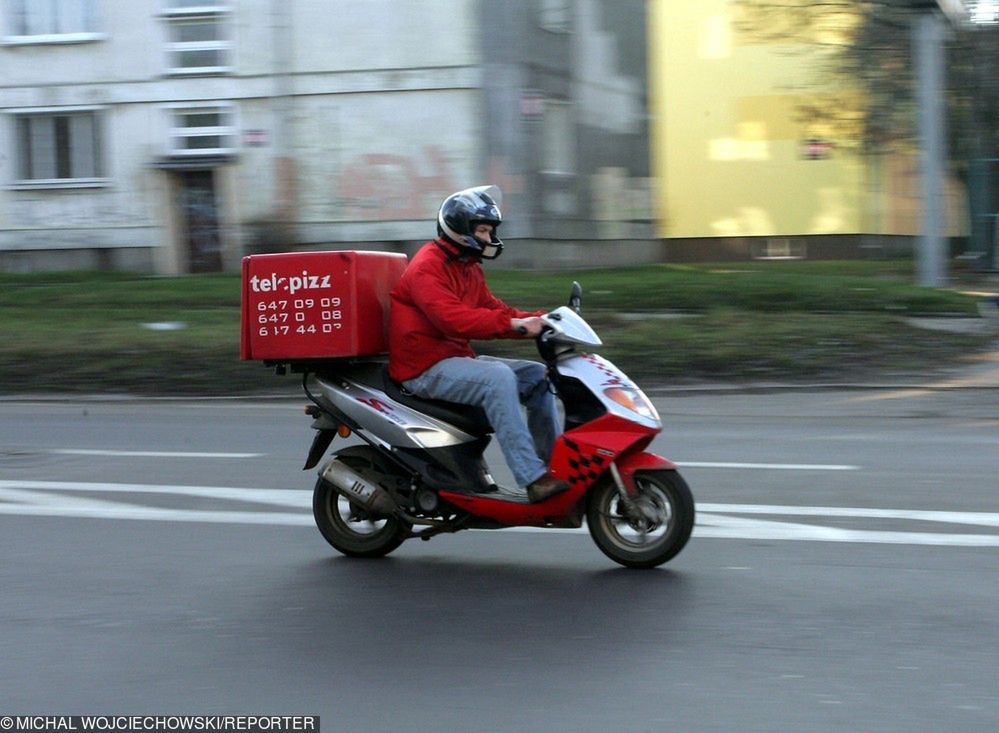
[479,356,560,462]
[403,356,548,488]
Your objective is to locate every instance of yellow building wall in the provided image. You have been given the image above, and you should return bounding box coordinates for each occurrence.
[648,0,967,240]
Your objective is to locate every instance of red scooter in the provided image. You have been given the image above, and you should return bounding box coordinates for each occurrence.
[296,283,694,568]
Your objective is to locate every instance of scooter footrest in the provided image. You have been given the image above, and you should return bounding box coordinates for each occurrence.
[489,485,530,502]
[444,485,530,504]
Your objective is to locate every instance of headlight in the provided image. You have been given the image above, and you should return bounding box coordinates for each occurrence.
[603,387,659,420]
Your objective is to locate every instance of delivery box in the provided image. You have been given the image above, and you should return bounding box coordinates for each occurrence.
[240,250,407,361]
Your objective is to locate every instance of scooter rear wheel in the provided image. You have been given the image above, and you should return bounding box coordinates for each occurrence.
[312,448,410,558]
[586,470,694,569]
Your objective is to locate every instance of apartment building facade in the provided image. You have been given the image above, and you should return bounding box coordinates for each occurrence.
[0,0,653,273]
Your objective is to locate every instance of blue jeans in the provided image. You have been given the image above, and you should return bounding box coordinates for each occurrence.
[403,356,560,488]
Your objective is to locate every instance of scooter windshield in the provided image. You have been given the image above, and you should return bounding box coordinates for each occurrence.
[542,307,602,347]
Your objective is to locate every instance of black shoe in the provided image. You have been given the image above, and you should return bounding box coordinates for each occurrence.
[527,472,570,503]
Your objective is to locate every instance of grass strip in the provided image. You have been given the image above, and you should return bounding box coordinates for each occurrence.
[0,261,990,395]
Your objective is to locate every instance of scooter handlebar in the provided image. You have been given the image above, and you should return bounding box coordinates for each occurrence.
[516,324,555,338]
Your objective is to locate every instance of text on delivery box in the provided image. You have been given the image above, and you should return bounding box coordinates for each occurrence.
[248,271,332,295]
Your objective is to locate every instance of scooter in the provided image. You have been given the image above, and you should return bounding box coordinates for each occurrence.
[292,283,694,569]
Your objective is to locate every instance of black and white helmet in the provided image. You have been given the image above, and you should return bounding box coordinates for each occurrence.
[437,185,504,259]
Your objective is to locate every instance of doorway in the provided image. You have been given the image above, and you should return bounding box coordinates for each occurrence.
[177,169,222,272]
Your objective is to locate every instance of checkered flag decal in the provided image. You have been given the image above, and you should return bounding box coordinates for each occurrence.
[562,436,607,487]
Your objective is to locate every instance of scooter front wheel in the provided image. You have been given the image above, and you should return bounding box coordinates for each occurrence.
[587,470,694,569]
[313,476,409,558]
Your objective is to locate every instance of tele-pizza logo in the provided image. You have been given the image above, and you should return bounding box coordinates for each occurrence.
[249,271,332,295]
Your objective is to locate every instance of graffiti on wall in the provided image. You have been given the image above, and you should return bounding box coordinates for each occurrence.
[331,146,524,222]
[331,146,454,221]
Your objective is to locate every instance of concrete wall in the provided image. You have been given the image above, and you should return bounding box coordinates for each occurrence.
[480,0,653,243]
[571,0,653,241]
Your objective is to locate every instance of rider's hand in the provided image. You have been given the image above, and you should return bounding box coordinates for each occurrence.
[511,317,544,337]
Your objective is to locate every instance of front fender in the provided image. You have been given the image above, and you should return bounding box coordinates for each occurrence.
[615,452,678,494]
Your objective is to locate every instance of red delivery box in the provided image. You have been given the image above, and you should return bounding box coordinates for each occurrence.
[240,250,407,361]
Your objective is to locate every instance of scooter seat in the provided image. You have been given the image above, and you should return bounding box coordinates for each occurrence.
[382,369,494,436]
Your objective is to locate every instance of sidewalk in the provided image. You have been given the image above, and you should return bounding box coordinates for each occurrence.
[647,336,999,395]
[928,338,999,389]
[649,294,999,394]
[3,339,999,403]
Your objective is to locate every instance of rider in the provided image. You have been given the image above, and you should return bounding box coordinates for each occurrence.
[388,185,569,503]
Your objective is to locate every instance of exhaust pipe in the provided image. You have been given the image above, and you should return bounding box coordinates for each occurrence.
[320,459,399,515]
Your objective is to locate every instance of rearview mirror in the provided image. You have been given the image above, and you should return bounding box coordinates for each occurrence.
[568,281,582,313]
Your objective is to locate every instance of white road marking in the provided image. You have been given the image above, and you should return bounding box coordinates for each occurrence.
[0,480,997,547]
[0,480,308,508]
[0,502,314,526]
[0,480,310,525]
[44,452,858,470]
[50,449,263,459]
[678,462,859,471]
[696,503,999,527]
[694,513,999,547]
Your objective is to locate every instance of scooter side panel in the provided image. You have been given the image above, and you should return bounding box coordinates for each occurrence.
[551,414,658,490]
[313,375,478,450]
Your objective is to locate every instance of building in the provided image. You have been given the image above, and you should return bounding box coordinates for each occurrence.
[0,0,654,274]
[648,0,968,261]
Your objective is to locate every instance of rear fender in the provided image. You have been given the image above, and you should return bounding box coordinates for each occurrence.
[303,409,343,470]
[304,429,336,470]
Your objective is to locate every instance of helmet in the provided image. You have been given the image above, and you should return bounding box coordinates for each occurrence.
[437,185,504,259]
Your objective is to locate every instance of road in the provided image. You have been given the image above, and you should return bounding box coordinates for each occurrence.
[1,388,997,731]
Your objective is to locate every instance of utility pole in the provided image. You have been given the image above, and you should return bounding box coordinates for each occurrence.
[271,0,296,224]
[913,11,947,287]
[910,1,971,286]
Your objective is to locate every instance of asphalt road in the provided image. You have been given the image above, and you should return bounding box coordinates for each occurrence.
[1,388,997,732]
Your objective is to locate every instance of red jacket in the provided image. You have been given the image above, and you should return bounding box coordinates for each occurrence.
[388,239,537,382]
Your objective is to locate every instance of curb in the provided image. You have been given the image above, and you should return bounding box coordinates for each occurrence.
[646,382,999,396]
[2,380,998,404]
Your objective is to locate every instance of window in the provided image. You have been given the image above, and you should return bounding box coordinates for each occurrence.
[12,109,105,186]
[539,0,571,33]
[168,0,223,6]
[162,2,232,74]
[168,103,236,156]
[541,100,575,175]
[5,0,100,42]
